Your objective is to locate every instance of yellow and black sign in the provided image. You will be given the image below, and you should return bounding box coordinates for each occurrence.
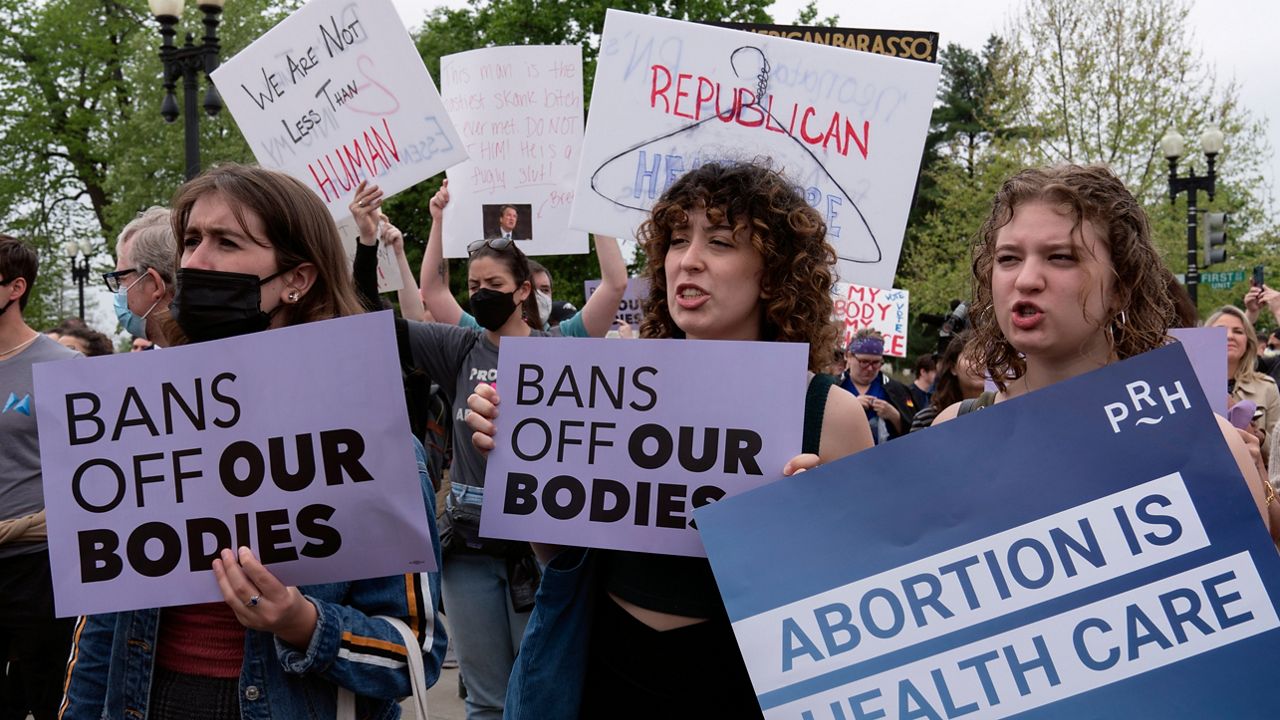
[708,22,939,64]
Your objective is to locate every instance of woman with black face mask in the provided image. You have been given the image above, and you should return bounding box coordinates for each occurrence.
[411,178,628,340]
[394,184,552,720]
[61,164,447,720]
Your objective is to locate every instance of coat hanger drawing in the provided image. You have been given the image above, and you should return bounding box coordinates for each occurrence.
[589,45,881,265]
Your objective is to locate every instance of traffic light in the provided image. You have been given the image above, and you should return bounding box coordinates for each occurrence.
[1204,212,1228,267]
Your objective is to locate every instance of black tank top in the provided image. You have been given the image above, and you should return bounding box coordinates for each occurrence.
[603,373,836,617]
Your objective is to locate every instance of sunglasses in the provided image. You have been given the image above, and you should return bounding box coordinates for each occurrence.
[467,237,515,255]
[102,268,138,293]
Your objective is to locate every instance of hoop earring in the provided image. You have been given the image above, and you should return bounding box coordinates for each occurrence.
[1106,308,1127,354]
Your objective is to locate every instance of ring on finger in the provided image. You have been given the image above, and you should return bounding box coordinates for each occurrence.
[245,594,260,608]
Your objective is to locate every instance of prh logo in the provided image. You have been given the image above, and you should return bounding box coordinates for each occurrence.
[1104,380,1190,434]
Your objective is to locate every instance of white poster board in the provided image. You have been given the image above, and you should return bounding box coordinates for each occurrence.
[211,0,467,220]
[832,283,909,357]
[439,45,587,257]
[335,218,404,293]
[572,10,940,289]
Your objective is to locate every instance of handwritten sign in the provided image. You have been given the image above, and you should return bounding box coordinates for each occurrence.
[479,337,805,557]
[211,0,466,220]
[335,218,404,293]
[833,283,909,357]
[697,344,1280,718]
[440,45,586,257]
[584,276,650,328]
[34,313,435,617]
[571,10,940,289]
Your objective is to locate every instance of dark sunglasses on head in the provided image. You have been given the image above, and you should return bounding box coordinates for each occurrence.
[467,237,514,255]
[102,268,138,293]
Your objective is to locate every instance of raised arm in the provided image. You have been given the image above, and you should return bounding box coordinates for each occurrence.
[575,234,627,337]
[418,180,463,325]
[350,181,385,313]
[379,220,426,322]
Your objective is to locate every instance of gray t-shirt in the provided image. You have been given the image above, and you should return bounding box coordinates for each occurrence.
[0,334,79,557]
[405,322,549,495]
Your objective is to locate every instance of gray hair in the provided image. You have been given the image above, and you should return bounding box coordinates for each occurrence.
[119,207,175,285]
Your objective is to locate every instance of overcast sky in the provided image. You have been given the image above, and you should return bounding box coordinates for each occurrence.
[389,0,1278,212]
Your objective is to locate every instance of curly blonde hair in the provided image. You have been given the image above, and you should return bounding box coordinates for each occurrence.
[970,164,1173,389]
[636,162,838,373]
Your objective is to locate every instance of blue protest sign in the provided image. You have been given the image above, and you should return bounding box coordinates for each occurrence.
[696,343,1280,719]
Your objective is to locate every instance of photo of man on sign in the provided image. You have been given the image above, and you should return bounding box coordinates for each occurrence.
[483,202,533,241]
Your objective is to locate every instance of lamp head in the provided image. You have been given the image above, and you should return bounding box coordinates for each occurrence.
[1159,129,1185,160]
[1200,125,1225,156]
[148,0,184,20]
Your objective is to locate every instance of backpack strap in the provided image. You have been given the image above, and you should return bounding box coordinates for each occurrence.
[802,374,838,455]
[957,391,997,416]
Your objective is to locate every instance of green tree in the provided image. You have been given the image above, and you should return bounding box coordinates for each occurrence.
[899,34,1029,360]
[0,0,299,328]
[1006,0,1275,313]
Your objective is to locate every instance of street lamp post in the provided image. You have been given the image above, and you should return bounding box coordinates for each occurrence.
[1161,125,1226,307]
[64,241,93,321]
[149,0,226,180]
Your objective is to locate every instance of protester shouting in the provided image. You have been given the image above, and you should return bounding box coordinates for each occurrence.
[466,162,873,718]
[60,164,446,720]
[934,164,1280,539]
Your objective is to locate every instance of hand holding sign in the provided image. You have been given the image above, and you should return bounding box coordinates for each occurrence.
[477,337,807,557]
[348,180,385,242]
[212,546,319,649]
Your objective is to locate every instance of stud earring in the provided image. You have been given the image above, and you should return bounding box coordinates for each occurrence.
[287,290,300,303]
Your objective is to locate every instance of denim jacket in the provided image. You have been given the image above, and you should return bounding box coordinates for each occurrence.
[58,439,446,720]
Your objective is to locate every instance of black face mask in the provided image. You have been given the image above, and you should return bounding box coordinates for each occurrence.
[470,287,518,332]
[170,267,288,343]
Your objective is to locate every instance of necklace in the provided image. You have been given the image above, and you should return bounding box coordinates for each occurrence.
[0,332,38,358]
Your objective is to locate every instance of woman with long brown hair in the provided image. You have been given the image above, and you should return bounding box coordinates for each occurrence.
[467,161,873,718]
[61,164,445,720]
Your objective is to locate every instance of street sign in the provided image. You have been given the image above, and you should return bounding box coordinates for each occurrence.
[1201,270,1245,289]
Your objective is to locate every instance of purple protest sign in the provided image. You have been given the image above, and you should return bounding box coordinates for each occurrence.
[480,337,807,556]
[1169,327,1227,417]
[584,276,650,329]
[34,312,435,618]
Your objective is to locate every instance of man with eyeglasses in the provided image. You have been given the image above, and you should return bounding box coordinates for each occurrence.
[108,207,174,346]
[0,235,80,720]
[838,329,916,445]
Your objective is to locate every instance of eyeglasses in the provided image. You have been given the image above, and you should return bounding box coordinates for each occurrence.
[467,237,514,255]
[102,269,140,293]
[852,356,883,369]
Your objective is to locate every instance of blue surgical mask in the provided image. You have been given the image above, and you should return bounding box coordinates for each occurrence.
[114,273,161,339]
[114,291,147,339]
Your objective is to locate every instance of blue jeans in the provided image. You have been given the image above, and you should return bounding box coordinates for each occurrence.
[442,553,531,720]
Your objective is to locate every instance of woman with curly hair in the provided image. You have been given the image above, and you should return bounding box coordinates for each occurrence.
[935,164,1278,538]
[466,161,872,718]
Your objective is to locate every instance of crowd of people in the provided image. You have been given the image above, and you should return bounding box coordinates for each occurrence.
[1,154,1277,720]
